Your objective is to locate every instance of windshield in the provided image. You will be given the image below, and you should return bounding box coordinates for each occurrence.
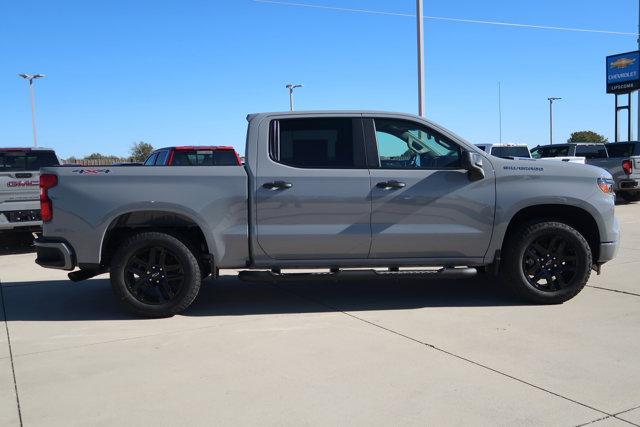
[0,151,59,172]
[490,146,531,158]
[531,146,571,158]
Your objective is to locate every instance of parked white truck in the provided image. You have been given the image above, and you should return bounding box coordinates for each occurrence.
[0,148,60,232]
[34,111,619,317]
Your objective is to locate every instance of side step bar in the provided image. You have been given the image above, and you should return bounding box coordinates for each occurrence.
[238,267,477,284]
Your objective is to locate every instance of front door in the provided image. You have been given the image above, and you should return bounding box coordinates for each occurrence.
[255,116,372,260]
[365,117,495,259]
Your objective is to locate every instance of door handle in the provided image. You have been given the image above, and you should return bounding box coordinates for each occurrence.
[262,180,293,190]
[376,180,406,190]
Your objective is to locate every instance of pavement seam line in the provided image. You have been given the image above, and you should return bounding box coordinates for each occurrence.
[575,415,614,427]
[615,404,640,416]
[272,283,630,423]
[586,285,640,297]
[0,281,23,427]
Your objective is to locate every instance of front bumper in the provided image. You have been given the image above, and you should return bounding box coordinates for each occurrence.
[598,241,619,264]
[34,238,75,270]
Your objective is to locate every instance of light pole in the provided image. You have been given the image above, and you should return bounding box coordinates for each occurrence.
[18,73,45,147]
[286,84,303,111]
[548,97,561,145]
[416,0,425,117]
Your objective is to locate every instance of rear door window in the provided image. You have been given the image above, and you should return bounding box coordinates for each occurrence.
[575,145,608,159]
[270,118,365,168]
[0,151,59,171]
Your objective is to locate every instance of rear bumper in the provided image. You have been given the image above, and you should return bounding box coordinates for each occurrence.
[0,200,42,230]
[598,241,619,264]
[34,238,75,270]
[616,179,639,191]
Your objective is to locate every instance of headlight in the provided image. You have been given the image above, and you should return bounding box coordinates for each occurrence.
[597,177,615,194]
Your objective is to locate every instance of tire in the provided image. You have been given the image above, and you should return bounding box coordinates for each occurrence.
[499,221,592,304]
[620,191,640,203]
[110,232,201,317]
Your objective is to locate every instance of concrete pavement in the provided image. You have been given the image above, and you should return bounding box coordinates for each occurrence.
[0,204,639,426]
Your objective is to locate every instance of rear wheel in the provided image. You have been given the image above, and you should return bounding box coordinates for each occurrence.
[499,221,591,304]
[110,232,201,317]
[620,191,640,202]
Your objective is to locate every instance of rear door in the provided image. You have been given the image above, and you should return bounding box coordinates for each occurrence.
[0,150,58,204]
[255,116,372,260]
[365,117,495,259]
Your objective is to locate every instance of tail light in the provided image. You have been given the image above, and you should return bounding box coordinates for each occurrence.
[622,159,633,175]
[39,174,58,222]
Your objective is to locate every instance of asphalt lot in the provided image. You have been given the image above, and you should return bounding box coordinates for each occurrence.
[1,204,639,426]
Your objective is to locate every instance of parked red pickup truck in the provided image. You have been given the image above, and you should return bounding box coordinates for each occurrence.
[144,146,242,166]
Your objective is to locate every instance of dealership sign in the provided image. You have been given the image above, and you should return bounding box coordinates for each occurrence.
[607,51,640,93]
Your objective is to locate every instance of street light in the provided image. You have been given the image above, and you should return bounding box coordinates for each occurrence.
[286,84,303,111]
[18,73,46,147]
[416,0,425,117]
[548,97,561,145]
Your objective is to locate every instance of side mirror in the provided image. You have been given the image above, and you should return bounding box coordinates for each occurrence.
[463,150,485,181]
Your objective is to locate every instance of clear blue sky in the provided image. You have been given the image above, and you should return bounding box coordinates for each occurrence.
[1,0,638,158]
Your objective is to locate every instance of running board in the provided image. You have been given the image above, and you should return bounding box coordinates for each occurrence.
[238,267,477,283]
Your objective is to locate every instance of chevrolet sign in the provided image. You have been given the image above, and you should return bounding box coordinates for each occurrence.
[607,51,640,94]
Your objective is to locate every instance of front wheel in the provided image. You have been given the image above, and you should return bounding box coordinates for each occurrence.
[620,191,640,203]
[499,221,592,304]
[110,232,201,317]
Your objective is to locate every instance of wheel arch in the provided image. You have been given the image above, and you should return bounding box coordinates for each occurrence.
[500,204,600,262]
[99,209,215,269]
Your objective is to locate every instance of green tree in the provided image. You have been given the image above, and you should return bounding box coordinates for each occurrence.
[567,131,608,143]
[130,141,154,162]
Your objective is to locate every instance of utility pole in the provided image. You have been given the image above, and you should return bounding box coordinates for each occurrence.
[548,97,561,145]
[286,84,303,111]
[18,74,45,147]
[498,82,502,143]
[637,0,639,140]
[416,0,425,117]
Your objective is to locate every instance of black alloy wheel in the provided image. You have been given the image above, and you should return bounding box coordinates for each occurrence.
[124,245,185,305]
[499,221,591,304]
[522,234,578,292]
[110,232,202,317]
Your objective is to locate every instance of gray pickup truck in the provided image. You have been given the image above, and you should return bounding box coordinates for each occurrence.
[34,111,619,317]
[586,142,640,202]
[1,148,60,232]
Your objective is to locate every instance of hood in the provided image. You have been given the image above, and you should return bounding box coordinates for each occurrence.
[492,156,612,180]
